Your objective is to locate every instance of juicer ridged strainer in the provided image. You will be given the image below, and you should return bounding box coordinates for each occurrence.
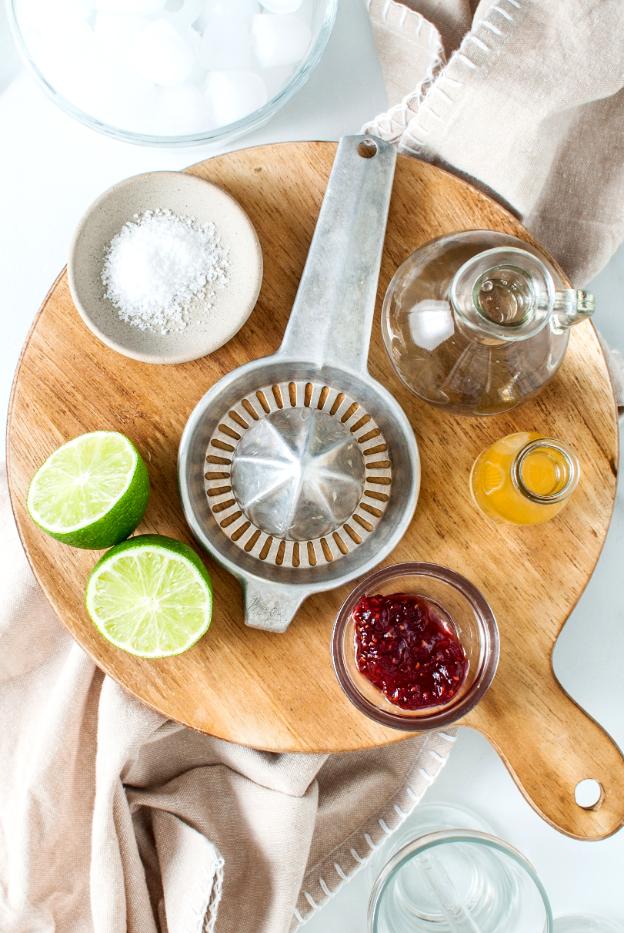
[178,135,420,632]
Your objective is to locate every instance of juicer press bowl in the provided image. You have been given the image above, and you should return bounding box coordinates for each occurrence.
[179,358,419,631]
[178,135,420,632]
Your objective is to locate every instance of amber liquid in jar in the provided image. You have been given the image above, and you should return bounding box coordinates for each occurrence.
[470,432,580,525]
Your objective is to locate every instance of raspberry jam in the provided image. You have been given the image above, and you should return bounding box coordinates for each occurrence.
[353,592,468,710]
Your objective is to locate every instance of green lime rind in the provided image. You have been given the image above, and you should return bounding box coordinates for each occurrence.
[86,534,213,659]
[27,431,149,549]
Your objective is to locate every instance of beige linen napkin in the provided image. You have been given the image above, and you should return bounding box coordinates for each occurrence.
[0,478,454,933]
[366,0,624,287]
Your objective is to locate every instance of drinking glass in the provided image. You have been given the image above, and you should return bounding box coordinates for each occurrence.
[368,802,496,889]
[368,829,554,933]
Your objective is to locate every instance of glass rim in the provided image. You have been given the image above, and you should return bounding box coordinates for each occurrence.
[511,437,579,504]
[368,828,555,932]
[7,0,338,147]
[330,562,500,731]
[450,245,555,343]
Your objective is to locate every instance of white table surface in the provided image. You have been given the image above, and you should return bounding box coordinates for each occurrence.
[1,1,622,928]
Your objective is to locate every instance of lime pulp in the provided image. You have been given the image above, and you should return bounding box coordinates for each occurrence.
[27,431,149,549]
[86,535,213,658]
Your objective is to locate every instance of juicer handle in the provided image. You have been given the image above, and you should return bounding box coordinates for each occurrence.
[279,135,397,374]
[243,580,306,633]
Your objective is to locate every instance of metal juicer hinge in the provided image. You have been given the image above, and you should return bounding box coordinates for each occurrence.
[204,379,393,569]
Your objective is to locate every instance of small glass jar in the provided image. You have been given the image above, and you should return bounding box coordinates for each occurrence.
[470,432,580,525]
[331,563,499,731]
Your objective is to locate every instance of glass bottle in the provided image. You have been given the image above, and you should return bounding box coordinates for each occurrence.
[382,231,595,416]
[470,432,580,525]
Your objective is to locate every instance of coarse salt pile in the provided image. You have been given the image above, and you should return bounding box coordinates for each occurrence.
[101,209,229,334]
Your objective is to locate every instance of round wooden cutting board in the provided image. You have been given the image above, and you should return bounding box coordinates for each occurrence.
[7,143,623,841]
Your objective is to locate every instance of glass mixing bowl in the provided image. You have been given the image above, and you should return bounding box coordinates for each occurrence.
[331,563,500,731]
[8,0,337,146]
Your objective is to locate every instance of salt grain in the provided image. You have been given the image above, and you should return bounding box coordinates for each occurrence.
[101,208,229,334]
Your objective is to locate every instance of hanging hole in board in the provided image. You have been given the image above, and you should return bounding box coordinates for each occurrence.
[574,778,604,810]
[358,139,378,159]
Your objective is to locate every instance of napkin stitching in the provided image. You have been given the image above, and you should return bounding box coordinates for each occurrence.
[400,1,523,154]
[200,848,224,933]
[363,1,445,143]
[365,0,524,151]
[291,731,457,929]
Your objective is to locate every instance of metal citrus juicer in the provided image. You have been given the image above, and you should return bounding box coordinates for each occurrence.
[178,135,420,632]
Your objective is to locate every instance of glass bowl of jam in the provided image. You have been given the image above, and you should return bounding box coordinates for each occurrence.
[331,563,499,730]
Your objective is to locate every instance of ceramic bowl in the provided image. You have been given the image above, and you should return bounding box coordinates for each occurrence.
[68,170,263,364]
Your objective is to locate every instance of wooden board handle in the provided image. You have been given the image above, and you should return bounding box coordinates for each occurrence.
[464,657,624,840]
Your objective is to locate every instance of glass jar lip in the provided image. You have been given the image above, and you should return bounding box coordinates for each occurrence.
[450,245,555,342]
[7,0,338,147]
[330,562,500,731]
[512,437,579,504]
[368,829,555,933]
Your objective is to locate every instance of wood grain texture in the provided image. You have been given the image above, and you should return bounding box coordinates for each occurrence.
[7,142,622,840]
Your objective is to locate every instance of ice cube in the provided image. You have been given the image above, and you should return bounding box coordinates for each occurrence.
[31,18,99,102]
[259,0,303,12]
[164,0,204,27]
[205,69,267,126]
[94,0,167,13]
[16,0,82,39]
[200,28,253,72]
[93,12,145,59]
[60,0,94,22]
[408,301,455,351]
[195,0,259,33]
[262,64,295,98]
[130,18,195,86]
[74,64,159,131]
[158,83,213,134]
[297,0,316,26]
[252,12,311,69]
[198,1,258,71]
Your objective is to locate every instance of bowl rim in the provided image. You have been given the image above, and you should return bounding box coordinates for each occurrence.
[67,169,263,365]
[331,561,500,731]
[7,0,339,147]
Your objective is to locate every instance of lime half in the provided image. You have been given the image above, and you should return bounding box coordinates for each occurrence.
[27,431,149,549]
[86,535,213,658]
